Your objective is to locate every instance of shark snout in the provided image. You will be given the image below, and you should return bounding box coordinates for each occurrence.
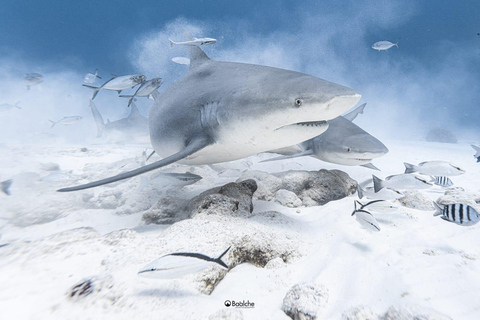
[345,134,389,159]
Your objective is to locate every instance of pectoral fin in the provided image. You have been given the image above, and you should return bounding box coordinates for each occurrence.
[360,163,381,171]
[57,136,212,192]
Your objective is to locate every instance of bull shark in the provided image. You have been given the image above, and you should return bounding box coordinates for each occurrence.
[90,100,148,138]
[58,35,360,192]
[263,103,388,169]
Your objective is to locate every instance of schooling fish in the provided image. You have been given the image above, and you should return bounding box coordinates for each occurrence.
[404,161,464,176]
[471,145,480,163]
[351,204,381,232]
[138,247,230,279]
[24,73,44,90]
[1,180,12,195]
[119,78,163,107]
[169,37,217,47]
[372,40,399,51]
[83,69,102,84]
[357,185,404,200]
[372,174,432,193]
[48,116,82,129]
[430,176,454,188]
[433,202,480,226]
[82,74,146,100]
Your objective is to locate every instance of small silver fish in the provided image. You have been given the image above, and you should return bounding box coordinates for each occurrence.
[404,161,464,176]
[48,116,82,128]
[372,40,399,51]
[83,69,102,84]
[373,174,432,192]
[1,180,12,195]
[0,102,21,112]
[430,176,454,188]
[24,73,44,90]
[433,202,480,226]
[354,200,397,214]
[169,37,217,47]
[351,206,381,232]
[357,185,404,200]
[172,57,191,65]
[82,74,146,100]
[138,247,230,279]
[119,78,163,107]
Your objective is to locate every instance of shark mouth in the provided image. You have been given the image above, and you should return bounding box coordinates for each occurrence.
[275,120,328,131]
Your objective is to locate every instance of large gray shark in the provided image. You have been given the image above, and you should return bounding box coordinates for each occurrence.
[90,100,148,138]
[58,41,360,191]
[263,104,388,169]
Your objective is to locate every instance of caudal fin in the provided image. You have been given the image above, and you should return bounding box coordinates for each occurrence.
[82,84,101,100]
[404,162,417,174]
[433,202,443,216]
[357,185,364,199]
[213,246,231,269]
[169,39,176,47]
[372,175,384,193]
[48,120,56,129]
[1,179,12,196]
[14,102,21,109]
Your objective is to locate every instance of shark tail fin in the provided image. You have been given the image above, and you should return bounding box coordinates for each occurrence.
[48,120,56,129]
[372,175,384,193]
[433,202,443,216]
[214,246,231,269]
[260,150,314,163]
[89,100,105,138]
[404,162,416,174]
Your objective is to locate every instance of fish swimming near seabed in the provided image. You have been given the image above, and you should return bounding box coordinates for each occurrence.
[351,204,381,232]
[119,78,163,107]
[433,202,480,226]
[1,180,12,195]
[49,116,82,128]
[138,172,202,190]
[263,103,388,169]
[357,185,404,200]
[82,74,146,100]
[24,73,44,90]
[373,174,432,193]
[90,100,148,138]
[430,176,454,188]
[353,199,397,214]
[471,145,480,163]
[169,37,217,47]
[0,102,21,112]
[138,247,230,279]
[83,69,102,84]
[172,57,191,65]
[404,161,464,176]
[58,32,360,192]
[372,40,399,51]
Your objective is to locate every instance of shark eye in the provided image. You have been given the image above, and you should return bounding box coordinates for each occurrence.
[294,99,303,107]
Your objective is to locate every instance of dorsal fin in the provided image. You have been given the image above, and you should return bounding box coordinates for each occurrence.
[183,30,211,70]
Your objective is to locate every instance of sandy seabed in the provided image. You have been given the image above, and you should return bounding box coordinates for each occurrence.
[0,139,479,320]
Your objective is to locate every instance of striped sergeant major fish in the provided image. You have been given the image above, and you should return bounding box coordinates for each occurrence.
[433,202,480,226]
[430,176,453,188]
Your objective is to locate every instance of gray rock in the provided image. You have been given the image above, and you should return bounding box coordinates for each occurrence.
[381,305,452,320]
[282,282,329,320]
[275,189,303,207]
[189,179,257,218]
[397,190,435,211]
[238,169,357,207]
[437,189,480,211]
[342,306,379,320]
[142,196,189,224]
[425,127,457,144]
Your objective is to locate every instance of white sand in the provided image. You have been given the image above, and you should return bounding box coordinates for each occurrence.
[0,139,479,319]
